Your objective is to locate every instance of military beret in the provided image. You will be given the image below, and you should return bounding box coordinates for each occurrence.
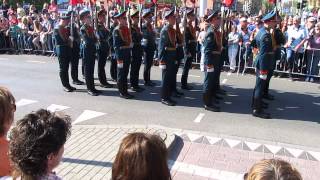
[114,11,126,18]
[79,9,90,19]
[206,10,220,22]
[142,9,152,18]
[261,10,276,22]
[164,9,175,19]
[130,9,139,18]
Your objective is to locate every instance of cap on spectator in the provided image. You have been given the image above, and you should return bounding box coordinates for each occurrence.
[79,9,90,19]
[142,9,152,18]
[262,10,276,22]
[205,10,220,22]
[164,9,175,19]
[130,9,139,18]
[114,11,126,18]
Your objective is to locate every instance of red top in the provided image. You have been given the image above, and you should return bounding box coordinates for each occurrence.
[0,137,11,177]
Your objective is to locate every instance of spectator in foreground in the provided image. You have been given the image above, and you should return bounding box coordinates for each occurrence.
[112,132,171,180]
[245,159,302,180]
[0,87,15,177]
[9,109,71,180]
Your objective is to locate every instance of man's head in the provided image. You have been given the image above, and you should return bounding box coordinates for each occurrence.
[79,9,91,25]
[262,10,280,29]
[187,8,195,22]
[306,16,316,30]
[164,9,175,26]
[240,17,248,29]
[97,10,106,23]
[206,11,221,28]
[142,9,153,23]
[114,11,127,26]
[293,16,301,27]
[130,9,139,25]
[60,14,70,26]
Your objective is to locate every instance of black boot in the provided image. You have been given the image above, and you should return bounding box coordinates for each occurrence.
[203,92,220,112]
[252,99,271,119]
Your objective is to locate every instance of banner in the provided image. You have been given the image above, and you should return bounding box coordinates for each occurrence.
[58,0,69,13]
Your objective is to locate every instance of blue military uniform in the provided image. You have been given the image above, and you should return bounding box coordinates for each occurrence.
[109,12,118,81]
[113,11,134,99]
[158,9,177,106]
[142,9,157,86]
[202,11,221,112]
[96,10,113,88]
[251,10,276,119]
[181,9,196,90]
[172,26,185,97]
[130,10,144,92]
[54,15,75,92]
[79,10,99,96]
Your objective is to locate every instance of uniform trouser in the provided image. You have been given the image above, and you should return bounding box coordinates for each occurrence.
[83,48,96,91]
[97,49,108,85]
[181,56,194,86]
[144,50,154,83]
[252,71,267,111]
[161,63,175,100]
[203,70,215,106]
[58,56,71,88]
[110,53,117,80]
[71,48,80,82]
[117,59,131,95]
[264,69,274,96]
[172,58,182,91]
[130,50,143,87]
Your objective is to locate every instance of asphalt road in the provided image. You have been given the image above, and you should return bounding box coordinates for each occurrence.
[0,54,319,150]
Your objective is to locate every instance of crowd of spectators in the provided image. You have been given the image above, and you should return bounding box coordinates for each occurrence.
[0,85,306,180]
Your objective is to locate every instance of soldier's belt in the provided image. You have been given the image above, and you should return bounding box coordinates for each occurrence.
[212,51,220,55]
[165,47,176,51]
[120,46,131,49]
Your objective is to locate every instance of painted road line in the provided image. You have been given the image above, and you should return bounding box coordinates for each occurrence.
[222,79,228,84]
[26,60,46,64]
[16,99,38,107]
[73,110,106,125]
[47,104,70,112]
[194,113,205,123]
[168,160,244,180]
[0,58,9,60]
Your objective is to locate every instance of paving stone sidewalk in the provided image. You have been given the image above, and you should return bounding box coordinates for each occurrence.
[56,125,320,180]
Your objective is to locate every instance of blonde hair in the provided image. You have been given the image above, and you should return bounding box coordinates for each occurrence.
[246,159,302,180]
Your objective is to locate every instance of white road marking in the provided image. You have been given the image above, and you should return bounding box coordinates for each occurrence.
[47,104,70,112]
[227,72,232,76]
[222,79,228,84]
[194,113,205,123]
[16,99,38,107]
[0,58,9,60]
[177,73,201,78]
[168,160,244,180]
[26,60,46,64]
[73,110,106,125]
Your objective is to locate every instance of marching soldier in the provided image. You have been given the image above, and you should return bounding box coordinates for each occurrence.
[109,11,118,82]
[202,11,221,112]
[113,11,134,99]
[142,9,157,87]
[54,14,76,92]
[129,10,144,92]
[96,9,113,88]
[181,8,196,90]
[158,9,177,106]
[67,11,84,86]
[79,9,100,96]
[251,10,278,119]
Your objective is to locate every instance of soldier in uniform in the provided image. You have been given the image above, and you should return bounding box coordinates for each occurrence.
[113,11,134,99]
[202,11,221,112]
[142,9,157,87]
[96,9,113,88]
[54,15,76,92]
[158,9,177,106]
[67,11,84,86]
[79,10,100,96]
[251,10,278,119]
[109,11,118,82]
[181,8,197,90]
[129,10,145,92]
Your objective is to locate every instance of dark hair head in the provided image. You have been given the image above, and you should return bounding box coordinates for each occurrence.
[112,132,171,180]
[0,86,15,137]
[9,109,71,179]
[245,159,302,180]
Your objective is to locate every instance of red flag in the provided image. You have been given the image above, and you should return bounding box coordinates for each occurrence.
[126,0,130,4]
[70,0,83,5]
[223,0,233,7]
[269,0,276,4]
[152,0,157,3]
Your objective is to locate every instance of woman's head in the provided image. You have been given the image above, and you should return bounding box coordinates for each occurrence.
[245,159,302,180]
[112,132,171,180]
[0,86,15,137]
[315,22,320,35]
[9,109,71,179]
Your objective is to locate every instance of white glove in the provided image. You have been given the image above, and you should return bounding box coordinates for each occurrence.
[159,64,166,70]
[117,60,124,68]
[69,36,74,42]
[259,74,267,80]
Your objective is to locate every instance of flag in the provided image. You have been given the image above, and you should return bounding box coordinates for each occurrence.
[269,0,276,4]
[152,0,157,3]
[70,0,83,5]
[223,0,233,7]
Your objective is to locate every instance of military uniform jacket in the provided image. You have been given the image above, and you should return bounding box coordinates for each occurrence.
[184,24,197,56]
[203,25,221,67]
[252,27,273,71]
[176,29,184,61]
[68,22,80,50]
[96,23,110,53]
[54,25,71,58]
[109,23,117,54]
[80,24,97,54]
[158,24,176,64]
[142,22,156,52]
[113,25,132,60]
[131,24,143,57]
